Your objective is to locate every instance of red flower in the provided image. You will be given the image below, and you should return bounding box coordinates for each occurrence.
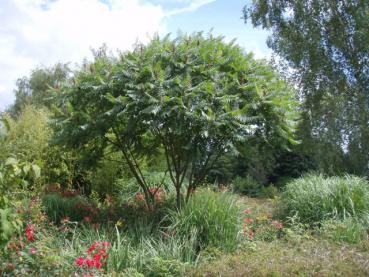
[75,257,85,266]
[84,216,92,223]
[249,230,254,240]
[29,247,38,254]
[93,253,102,262]
[85,258,94,268]
[243,217,253,224]
[25,224,35,242]
[87,244,96,254]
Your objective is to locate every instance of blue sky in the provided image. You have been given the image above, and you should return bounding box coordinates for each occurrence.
[0,0,270,111]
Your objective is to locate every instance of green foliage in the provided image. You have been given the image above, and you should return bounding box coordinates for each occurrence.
[244,0,369,176]
[231,175,262,197]
[280,174,369,225]
[0,157,41,198]
[42,193,95,223]
[320,218,368,244]
[87,151,129,198]
[53,33,298,209]
[169,189,240,251]
[260,185,279,199]
[0,205,22,246]
[107,227,195,275]
[9,63,70,116]
[147,257,185,277]
[0,157,40,246]
[0,106,50,163]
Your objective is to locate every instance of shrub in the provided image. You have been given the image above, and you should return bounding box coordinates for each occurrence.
[231,175,262,197]
[261,185,279,199]
[169,189,239,251]
[280,174,369,225]
[0,205,22,246]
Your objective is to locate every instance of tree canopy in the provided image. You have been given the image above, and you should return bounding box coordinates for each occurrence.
[52,33,298,208]
[10,63,70,117]
[243,0,369,176]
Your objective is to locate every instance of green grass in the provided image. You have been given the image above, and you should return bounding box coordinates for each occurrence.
[169,189,240,252]
[279,174,369,225]
[190,239,369,277]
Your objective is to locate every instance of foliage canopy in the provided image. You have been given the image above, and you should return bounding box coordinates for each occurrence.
[244,0,369,176]
[53,33,298,208]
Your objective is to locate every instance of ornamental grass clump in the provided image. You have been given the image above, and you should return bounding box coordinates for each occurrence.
[280,174,369,225]
[169,189,240,251]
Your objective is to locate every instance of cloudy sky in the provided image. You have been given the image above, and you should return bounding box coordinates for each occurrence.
[0,0,270,111]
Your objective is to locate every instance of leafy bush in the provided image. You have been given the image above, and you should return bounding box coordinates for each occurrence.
[231,175,262,197]
[280,174,369,225]
[0,204,22,246]
[169,189,239,251]
[261,185,279,199]
[0,106,50,163]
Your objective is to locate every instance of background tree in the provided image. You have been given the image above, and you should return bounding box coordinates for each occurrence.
[243,0,369,176]
[53,33,298,209]
[9,63,70,117]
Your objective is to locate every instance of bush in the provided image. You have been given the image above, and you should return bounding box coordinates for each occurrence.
[261,185,279,199]
[169,189,240,251]
[280,174,369,225]
[231,175,262,197]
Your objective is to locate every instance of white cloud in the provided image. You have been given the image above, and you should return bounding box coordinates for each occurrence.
[163,0,216,16]
[0,0,220,111]
[0,0,167,111]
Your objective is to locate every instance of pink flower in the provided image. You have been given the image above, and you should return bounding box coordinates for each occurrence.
[61,216,70,223]
[7,263,15,270]
[75,257,85,266]
[135,192,144,201]
[244,209,252,215]
[84,216,92,223]
[271,220,283,229]
[102,241,111,247]
[29,247,37,254]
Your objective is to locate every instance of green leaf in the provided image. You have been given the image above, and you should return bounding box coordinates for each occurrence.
[31,164,41,179]
[5,158,17,166]
[23,165,31,174]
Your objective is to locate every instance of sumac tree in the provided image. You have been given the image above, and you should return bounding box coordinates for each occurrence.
[53,34,298,209]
